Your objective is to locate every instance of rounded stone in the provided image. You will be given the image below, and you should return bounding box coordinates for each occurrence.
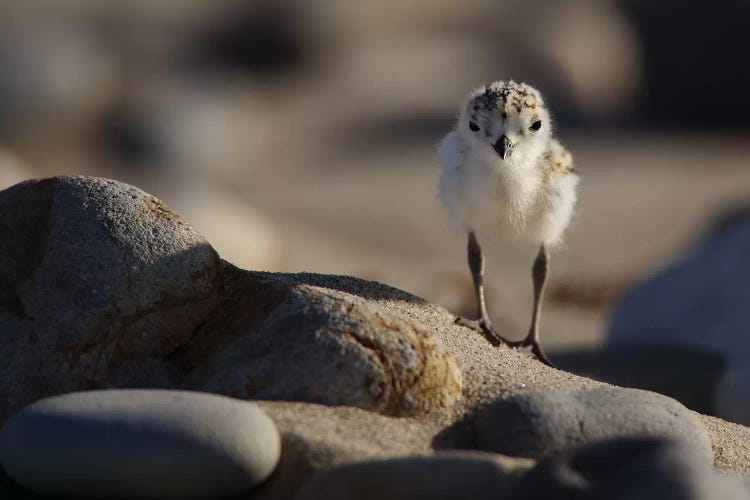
[607,208,750,365]
[0,390,280,499]
[513,438,750,500]
[475,386,712,460]
[186,278,462,417]
[605,208,750,426]
[295,451,534,500]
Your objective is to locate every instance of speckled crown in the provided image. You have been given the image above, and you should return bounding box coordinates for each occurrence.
[476,81,545,114]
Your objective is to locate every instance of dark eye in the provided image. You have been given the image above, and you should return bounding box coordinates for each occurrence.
[530,120,542,131]
[469,122,480,132]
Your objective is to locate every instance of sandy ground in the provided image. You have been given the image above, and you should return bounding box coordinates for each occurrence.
[252,271,750,485]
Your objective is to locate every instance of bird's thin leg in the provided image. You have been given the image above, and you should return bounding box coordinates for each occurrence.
[508,245,554,366]
[454,231,504,345]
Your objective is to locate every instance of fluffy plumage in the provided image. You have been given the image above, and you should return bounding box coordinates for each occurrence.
[438,81,578,246]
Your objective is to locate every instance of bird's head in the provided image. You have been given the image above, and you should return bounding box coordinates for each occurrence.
[457,81,551,166]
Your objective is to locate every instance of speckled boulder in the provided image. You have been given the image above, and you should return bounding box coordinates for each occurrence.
[184,270,462,416]
[0,177,221,419]
[0,390,280,498]
[475,386,712,460]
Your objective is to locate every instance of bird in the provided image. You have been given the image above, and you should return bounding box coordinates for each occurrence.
[438,80,579,366]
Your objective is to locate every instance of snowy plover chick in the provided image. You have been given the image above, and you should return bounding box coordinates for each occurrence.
[438,81,579,366]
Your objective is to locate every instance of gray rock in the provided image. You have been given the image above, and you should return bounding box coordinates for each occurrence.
[607,208,750,425]
[475,386,712,459]
[184,270,462,416]
[607,208,750,363]
[295,451,534,500]
[0,176,221,419]
[513,438,750,500]
[0,390,280,499]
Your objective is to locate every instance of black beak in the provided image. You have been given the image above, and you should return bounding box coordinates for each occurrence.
[493,135,513,160]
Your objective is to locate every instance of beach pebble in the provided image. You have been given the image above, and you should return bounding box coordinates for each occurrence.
[513,437,749,500]
[0,390,280,499]
[475,386,712,459]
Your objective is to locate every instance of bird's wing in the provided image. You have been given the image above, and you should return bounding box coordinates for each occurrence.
[542,139,575,176]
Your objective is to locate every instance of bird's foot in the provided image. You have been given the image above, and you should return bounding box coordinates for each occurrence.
[505,338,555,368]
[454,316,504,346]
[454,316,556,367]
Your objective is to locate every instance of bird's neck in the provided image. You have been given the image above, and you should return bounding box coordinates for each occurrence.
[464,146,540,177]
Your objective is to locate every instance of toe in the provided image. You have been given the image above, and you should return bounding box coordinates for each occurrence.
[531,343,555,368]
[454,316,503,346]
[478,320,504,346]
[511,341,556,367]
[454,316,480,329]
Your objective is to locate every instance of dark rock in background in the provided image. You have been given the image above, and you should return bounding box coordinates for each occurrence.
[552,345,725,415]
[619,0,750,128]
[181,2,310,77]
[607,207,750,424]
[97,103,166,169]
[608,209,750,358]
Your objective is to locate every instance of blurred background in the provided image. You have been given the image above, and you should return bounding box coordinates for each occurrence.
[1,0,749,421]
